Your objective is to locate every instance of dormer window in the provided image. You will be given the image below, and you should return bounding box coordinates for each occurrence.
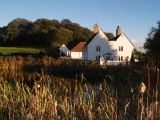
[119,46,123,51]
[96,46,100,51]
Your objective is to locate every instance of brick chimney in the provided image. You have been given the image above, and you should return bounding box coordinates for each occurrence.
[116,25,121,36]
[94,24,99,34]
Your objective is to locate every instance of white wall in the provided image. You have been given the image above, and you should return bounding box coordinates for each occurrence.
[70,52,82,59]
[83,31,134,62]
[111,33,134,61]
[84,30,116,61]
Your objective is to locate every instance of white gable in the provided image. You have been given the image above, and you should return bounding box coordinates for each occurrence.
[59,44,69,56]
[83,30,117,60]
[114,33,134,61]
[88,30,109,46]
[116,33,134,48]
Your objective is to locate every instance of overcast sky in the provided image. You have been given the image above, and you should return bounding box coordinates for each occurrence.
[0,0,159,51]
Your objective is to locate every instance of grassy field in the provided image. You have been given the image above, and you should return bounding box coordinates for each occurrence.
[0,47,47,55]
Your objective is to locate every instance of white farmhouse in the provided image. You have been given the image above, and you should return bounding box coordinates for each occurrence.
[70,42,87,59]
[83,24,135,63]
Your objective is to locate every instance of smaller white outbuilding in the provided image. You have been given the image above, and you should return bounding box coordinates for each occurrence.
[59,44,69,56]
[70,42,87,59]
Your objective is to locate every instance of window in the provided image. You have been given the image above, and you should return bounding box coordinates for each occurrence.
[96,56,100,61]
[119,46,123,51]
[118,56,121,61]
[96,46,101,51]
[118,56,124,61]
[106,56,110,60]
[121,56,123,61]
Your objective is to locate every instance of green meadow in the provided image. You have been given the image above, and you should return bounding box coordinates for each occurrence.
[0,47,47,55]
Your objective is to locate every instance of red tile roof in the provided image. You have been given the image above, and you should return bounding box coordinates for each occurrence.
[70,42,87,52]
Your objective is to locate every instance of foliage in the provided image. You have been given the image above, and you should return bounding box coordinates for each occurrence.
[131,49,146,62]
[144,21,160,67]
[3,18,33,45]
[29,19,59,46]
[60,19,94,49]
[104,32,115,39]
[0,26,6,43]
[0,18,114,50]
[51,27,73,47]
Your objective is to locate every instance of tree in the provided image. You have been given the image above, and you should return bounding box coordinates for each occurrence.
[0,18,114,50]
[131,49,146,63]
[50,27,73,47]
[28,19,60,46]
[60,19,73,28]
[0,26,7,44]
[3,18,33,45]
[60,19,93,49]
[104,32,115,39]
[144,21,160,67]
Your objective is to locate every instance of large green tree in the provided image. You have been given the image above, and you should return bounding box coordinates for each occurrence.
[60,19,93,49]
[29,19,59,46]
[144,21,160,67]
[4,18,33,45]
[51,27,73,47]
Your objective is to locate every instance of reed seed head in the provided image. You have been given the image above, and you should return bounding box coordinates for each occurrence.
[37,84,41,88]
[139,82,146,94]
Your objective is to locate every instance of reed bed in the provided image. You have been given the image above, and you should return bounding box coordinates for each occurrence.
[0,56,159,120]
[0,73,118,120]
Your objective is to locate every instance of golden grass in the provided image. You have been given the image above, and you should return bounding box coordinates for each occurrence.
[0,73,118,120]
[0,56,159,120]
